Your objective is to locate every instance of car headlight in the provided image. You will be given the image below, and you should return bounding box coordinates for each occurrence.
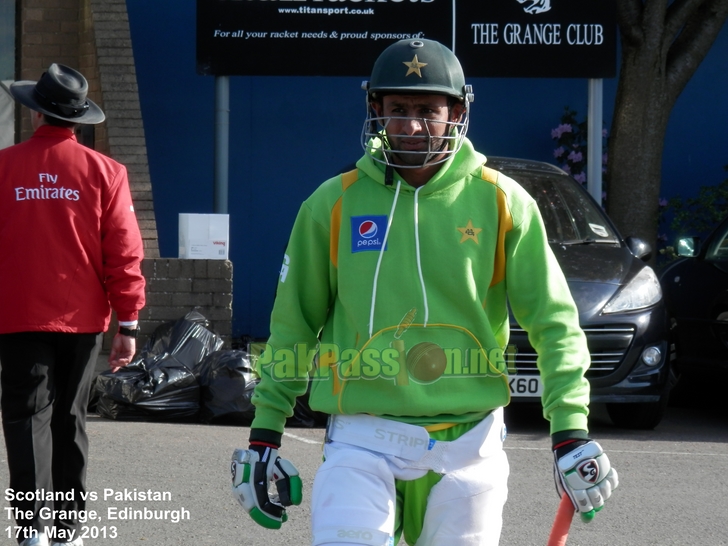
[603,266,662,314]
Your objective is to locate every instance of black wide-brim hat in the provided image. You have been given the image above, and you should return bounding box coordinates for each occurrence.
[10,63,105,124]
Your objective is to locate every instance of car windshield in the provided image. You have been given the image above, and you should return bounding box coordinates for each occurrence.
[707,219,728,261]
[509,172,619,245]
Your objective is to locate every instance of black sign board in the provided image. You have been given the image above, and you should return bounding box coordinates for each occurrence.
[197,0,615,78]
[458,1,616,78]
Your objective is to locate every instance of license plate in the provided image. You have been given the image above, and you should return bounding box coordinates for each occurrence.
[508,375,543,397]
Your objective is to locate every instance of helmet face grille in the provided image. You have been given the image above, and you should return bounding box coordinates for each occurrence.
[360,111,471,170]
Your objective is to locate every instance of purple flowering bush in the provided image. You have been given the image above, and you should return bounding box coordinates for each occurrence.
[551,107,608,201]
[549,108,727,262]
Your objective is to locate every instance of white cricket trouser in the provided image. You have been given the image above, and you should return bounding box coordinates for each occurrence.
[310,408,509,546]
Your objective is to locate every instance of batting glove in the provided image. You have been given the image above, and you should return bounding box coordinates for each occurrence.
[553,440,618,521]
[230,443,303,529]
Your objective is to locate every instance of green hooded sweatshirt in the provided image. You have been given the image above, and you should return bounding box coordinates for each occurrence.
[251,137,590,442]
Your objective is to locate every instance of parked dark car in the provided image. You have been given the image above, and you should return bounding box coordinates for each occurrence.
[487,157,673,429]
[659,215,728,375]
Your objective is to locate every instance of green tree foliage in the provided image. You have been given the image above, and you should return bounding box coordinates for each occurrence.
[666,166,728,235]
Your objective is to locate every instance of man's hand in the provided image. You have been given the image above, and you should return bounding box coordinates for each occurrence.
[553,440,618,521]
[109,333,136,372]
[231,443,302,529]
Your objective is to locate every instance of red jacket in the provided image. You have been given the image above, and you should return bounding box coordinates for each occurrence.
[0,125,146,334]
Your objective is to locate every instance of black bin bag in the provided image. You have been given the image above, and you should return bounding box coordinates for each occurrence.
[137,310,224,367]
[95,355,200,420]
[289,382,328,428]
[197,349,258,424]
[95,310,223,421]
[196,348,327,427]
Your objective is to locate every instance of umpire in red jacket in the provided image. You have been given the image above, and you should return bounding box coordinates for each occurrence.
[0,64,146,546]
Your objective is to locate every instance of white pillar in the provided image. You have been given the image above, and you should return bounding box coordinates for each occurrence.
[587,78,603,205]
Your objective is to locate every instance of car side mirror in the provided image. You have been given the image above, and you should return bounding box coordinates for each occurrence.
[676,236,700,257]
[625,236,652,261]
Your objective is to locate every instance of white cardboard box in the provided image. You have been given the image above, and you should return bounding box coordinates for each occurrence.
[179,213,229,260]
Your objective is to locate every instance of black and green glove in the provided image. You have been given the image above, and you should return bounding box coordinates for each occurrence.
[231,442,303,529]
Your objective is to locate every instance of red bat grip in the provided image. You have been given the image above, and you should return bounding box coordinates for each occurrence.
[547,494,575,546]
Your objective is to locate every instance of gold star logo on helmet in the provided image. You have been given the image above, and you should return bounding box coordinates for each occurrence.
[403,55,428,77]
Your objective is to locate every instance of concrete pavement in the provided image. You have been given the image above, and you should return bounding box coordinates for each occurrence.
[1,359,727,545]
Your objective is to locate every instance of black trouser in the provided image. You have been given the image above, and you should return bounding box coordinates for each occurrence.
[0,331,102,541]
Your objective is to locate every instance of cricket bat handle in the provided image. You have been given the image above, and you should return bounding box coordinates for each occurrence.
[547,494,575,546]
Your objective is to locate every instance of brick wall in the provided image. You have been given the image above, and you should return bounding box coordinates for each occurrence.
[78,0,106,155]
[89,0,159,258]
[19,0,82,140]
[139,259,234,349]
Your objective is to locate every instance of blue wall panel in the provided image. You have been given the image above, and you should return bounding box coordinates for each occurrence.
[126,1,727,339]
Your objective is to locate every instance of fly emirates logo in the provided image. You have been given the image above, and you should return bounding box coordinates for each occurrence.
[15,172,80,202]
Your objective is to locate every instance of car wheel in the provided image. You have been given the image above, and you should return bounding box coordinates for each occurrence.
[606,397,668,429]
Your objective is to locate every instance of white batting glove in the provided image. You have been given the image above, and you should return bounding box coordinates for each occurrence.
[230,444,303,529]
[553,440,618,521]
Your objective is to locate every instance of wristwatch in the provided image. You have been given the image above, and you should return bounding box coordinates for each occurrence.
[118,326,140,338]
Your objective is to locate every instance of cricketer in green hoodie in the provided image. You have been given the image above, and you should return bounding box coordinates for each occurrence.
[232,40,618,545]
[249,133,591,445]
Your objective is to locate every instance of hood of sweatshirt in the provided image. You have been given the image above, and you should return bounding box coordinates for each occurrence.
[356,135,487,195]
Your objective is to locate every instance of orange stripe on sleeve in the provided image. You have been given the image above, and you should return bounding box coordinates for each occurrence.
[481,165,500,184]
[480,166,513,287]
[491,188,514,287]
[341,168,359,191]
[330,169,359,269]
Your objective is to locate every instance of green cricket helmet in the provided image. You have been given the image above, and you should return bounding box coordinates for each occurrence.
[367,38,470,101]
[361,38,475,169]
